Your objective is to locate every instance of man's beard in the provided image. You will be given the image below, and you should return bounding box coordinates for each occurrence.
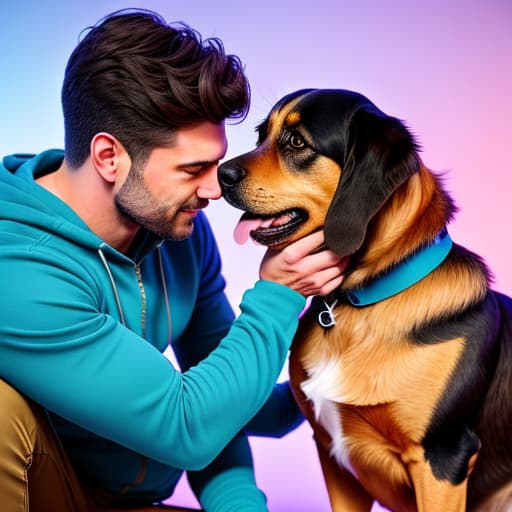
[115,164,192,241]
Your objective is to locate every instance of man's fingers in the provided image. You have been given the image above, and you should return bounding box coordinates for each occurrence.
[305,252,349,273]
[293,266,346,297]
[259,231,350,297]
[280,231,326,262]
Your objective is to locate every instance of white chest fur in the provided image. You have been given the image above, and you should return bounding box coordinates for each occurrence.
[300,360,354,472]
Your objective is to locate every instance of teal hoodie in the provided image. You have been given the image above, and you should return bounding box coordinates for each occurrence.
[0,150,305,510]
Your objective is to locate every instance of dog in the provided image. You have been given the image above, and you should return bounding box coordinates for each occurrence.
[218,89,512,511]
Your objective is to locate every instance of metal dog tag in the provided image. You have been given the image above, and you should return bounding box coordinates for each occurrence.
[318,309,336,328]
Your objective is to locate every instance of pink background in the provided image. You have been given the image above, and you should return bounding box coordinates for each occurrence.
[1,1,510,510]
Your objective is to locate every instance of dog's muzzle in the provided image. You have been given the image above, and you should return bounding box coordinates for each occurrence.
[218,160,308,247]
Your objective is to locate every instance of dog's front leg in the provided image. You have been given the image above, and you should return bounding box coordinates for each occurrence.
[316,439,374,512]
[407,426,480,511]
[407,454,468,512]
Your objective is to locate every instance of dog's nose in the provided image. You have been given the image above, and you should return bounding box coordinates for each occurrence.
[218,163,246,188]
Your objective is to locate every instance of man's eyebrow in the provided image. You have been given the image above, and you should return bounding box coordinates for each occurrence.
[175,159,218,169]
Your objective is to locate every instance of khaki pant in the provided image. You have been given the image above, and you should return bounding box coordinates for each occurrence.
[0,379,201,512]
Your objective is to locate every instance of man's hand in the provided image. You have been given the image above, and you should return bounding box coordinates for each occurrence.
[259,231,349,297]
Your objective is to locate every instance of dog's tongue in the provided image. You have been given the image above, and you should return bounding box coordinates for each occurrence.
[234,213,291,245]
[233,217,265,245]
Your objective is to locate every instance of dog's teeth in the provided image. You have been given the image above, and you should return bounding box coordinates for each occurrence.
[272,213,292,226]
[261,219,274,228]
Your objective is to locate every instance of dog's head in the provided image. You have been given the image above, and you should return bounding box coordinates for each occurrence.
[218,89,420,256]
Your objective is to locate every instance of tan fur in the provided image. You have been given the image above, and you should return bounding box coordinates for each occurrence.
[286,166,488,509]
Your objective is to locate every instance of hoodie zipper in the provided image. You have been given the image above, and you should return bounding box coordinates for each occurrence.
[134,263,146,339]
[98,244,171,342]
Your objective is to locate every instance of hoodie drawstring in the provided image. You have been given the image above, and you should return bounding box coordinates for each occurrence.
[97,246,126,326]
[157,243,172,343]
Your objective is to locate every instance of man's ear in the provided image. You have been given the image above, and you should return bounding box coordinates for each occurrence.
[90,132,130,184]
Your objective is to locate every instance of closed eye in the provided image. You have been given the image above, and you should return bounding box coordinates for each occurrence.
[183,165,207,175]
[179,161,218,175]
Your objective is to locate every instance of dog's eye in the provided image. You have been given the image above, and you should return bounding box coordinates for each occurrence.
[289,131,306,149]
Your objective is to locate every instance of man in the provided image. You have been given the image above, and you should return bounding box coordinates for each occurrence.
[0,9,347,512]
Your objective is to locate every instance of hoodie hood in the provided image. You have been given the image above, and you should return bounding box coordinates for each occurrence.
[0,149,106,252]
[0,149,159,262]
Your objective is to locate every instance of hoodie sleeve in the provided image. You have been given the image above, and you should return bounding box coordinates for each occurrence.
[169,216,303,508]
[184,384,303,511]
[0,235,305,473]
[245,381,304,438]
[187,432,267,512]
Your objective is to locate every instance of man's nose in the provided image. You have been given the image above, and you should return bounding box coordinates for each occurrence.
[197,166,222,199]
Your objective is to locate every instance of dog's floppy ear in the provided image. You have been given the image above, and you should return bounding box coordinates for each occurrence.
[324,106,420,256]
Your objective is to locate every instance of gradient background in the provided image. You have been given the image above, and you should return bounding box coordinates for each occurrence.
[1,1,511,510]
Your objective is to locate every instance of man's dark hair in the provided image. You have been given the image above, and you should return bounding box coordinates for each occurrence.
[62,9,250,167]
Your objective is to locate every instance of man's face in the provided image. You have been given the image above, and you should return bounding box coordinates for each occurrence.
[115,121,227,240]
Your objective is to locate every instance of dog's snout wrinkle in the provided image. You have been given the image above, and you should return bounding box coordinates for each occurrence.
[254,188,275,199]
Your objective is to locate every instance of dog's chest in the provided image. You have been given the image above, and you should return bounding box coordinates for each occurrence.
[292,313,465,476]
[300,359,353,468]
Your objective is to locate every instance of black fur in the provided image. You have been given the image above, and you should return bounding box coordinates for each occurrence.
[420,291,500,484]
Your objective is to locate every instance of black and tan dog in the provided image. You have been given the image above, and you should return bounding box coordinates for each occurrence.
[218,89,512,511]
